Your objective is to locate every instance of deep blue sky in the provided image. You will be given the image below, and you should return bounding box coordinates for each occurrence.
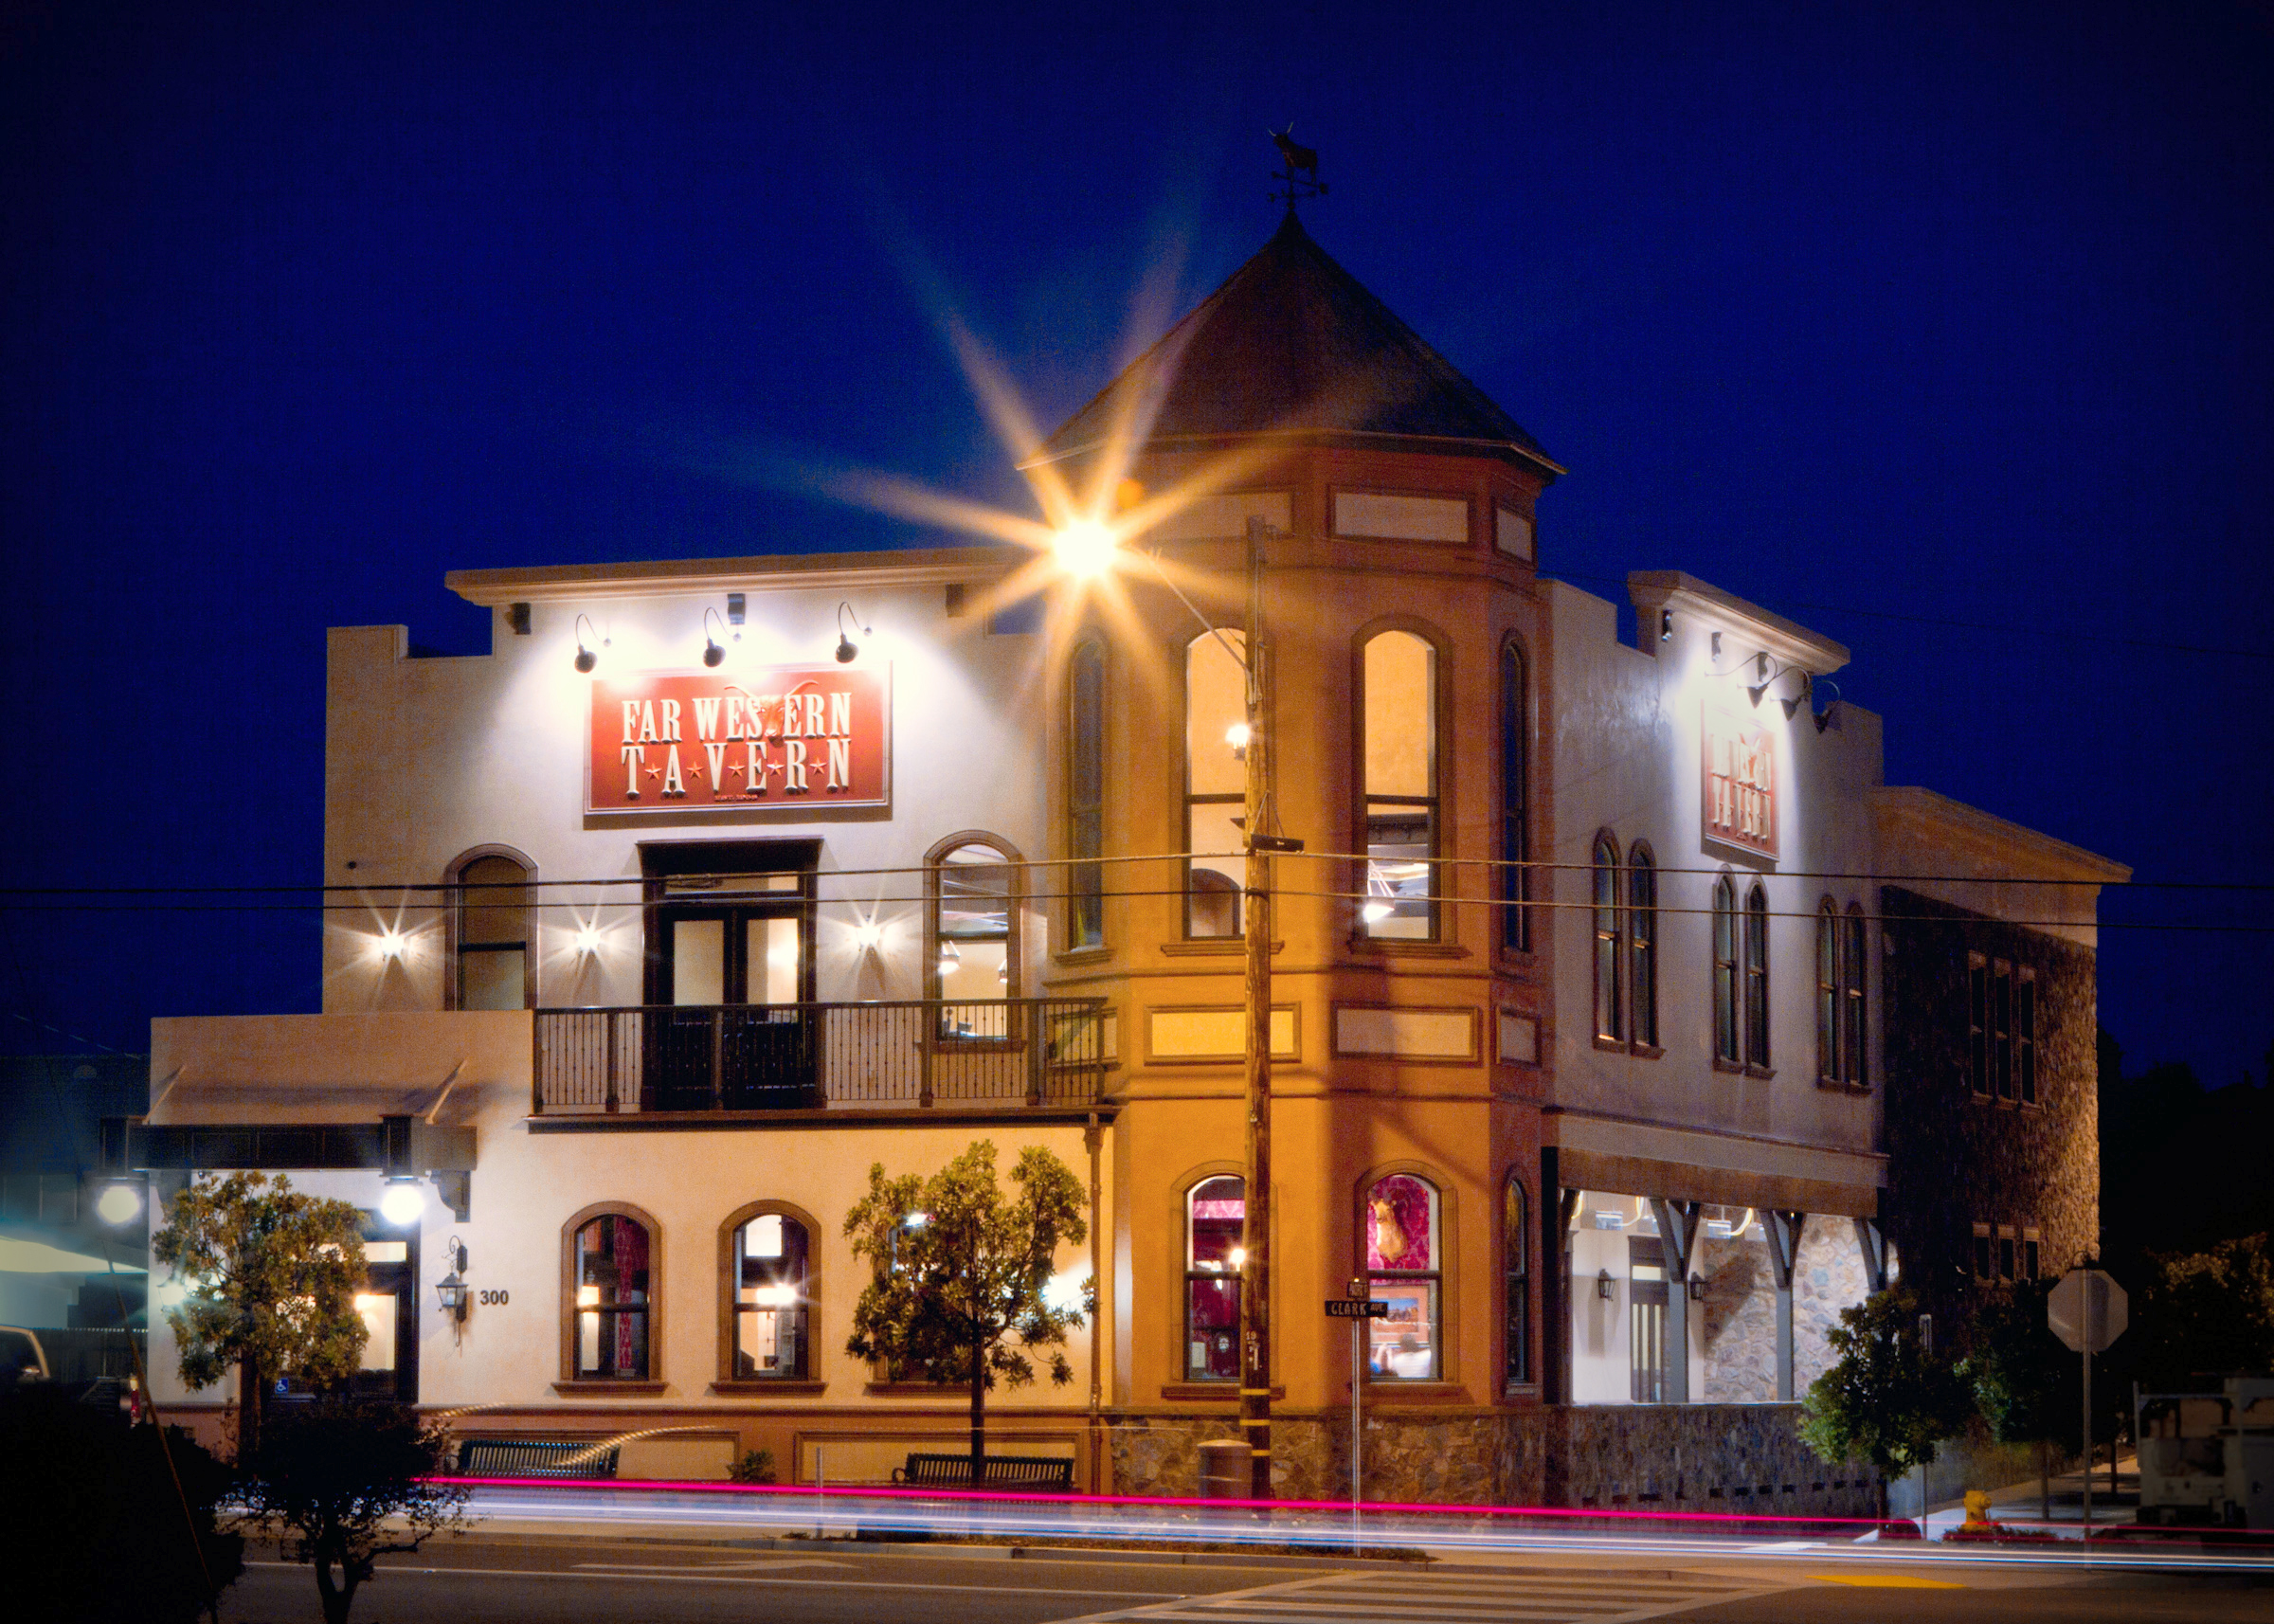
[3,2,2267,1086]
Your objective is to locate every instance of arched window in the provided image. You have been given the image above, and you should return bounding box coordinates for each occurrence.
[1498,640,1529,954]
[725,1206,811,1380]
[1815,899,1840,1084]
[1067,640,1106,950]
[1843,902,1868,1089]
[1183,1175,1244,1380]
[1744,883,1772,1069]
[1591,835,1623,1043]
[565,1207,654,1382]
[1502,1174,1530,1387]
[1184,630,1247,938]
[1712,876,1740,1066]
[1629,846,1657,1049]
[1363,1172,1442,1380]
[1360,627,1441,940]
[451,850,533,1010]
[928,835,1020,1035]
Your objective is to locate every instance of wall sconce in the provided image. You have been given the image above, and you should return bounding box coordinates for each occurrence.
[95,1180,145,1227]
[1808,677,1843,733]
[573,614,605,674]
[1746,658,1811,717]
[379,1176,425,1227]
[703,606,730,668]
[1687,1273,1707,1302]
[376,929,406,962]
[836,602,870,664]
[1659,609,1673,643]
[1596,1269,1615,1301]
[434,1236,470,1332]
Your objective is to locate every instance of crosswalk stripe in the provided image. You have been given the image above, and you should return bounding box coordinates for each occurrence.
[1051,1567,1778,1624]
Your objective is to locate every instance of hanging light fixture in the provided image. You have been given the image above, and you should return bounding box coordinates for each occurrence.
[937,939,962,978]
[836,601,871,664]
[703,606,729,668]
[573,614,605,674]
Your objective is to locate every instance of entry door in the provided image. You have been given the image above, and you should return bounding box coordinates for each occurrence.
[656,895,814,1109]
[351,1235,420,1401]
[1629,1239,1667,1404]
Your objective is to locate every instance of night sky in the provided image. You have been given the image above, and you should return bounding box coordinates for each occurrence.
[4,3,2267,1090]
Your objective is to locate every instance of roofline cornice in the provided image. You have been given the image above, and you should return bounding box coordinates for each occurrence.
[1020,428,1566,482]
[1626,570,1850,675]
[1868,786,2132,884]
[446,545,1023,606]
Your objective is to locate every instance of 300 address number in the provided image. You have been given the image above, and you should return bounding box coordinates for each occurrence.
[478,1289,510,1307]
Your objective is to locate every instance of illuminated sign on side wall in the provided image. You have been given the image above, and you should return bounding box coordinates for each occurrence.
[587,667,891,814]
[1702,701,1778,860]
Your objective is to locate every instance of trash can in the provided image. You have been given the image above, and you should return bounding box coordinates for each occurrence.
[1199,1438,1251,1500]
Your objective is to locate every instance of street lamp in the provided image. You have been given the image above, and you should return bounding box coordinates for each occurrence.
[1050,512,1293,1499]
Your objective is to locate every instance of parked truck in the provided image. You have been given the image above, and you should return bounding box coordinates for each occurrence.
[2137,1377,2274,1530]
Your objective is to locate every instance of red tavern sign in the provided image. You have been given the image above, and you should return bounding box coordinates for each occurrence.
[587,667,891,814]
[1702,701,1778,860]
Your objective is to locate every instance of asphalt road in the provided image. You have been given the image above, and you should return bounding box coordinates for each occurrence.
[220,1535,2274,1624]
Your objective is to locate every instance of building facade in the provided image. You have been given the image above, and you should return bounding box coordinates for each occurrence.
[119,214,2122,1507]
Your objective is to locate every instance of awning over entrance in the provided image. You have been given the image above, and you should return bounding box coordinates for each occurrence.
[1547,1110,1884,1218]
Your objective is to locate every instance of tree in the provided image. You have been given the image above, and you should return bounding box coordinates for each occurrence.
[1798,1287,1976,1519]
[2132,1233,2274,1391]
[152,1171,369,1461]
[1965,1277,2067,1518]
[234,1399,471,1624]
[843,1140,1091,1483]
[0,1387,244,1624]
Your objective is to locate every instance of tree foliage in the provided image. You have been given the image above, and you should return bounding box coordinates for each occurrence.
[235,1399,471,1624]
[152,1171,368,1459]
[1966,1277,2066,1447]
[843,1140,1091,1478]
[2131,1233,2274,1391]
[0,1388,243,1624]
[1799,1287,1976,1489]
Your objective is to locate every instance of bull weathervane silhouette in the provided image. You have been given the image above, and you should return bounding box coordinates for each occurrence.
[1268,124,1326,213]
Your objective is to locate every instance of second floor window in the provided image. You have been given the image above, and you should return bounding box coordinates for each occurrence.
[1743,883,1771,1070]
[1184,630,1247,938]
[1067,641,1105,950]
[1713,876,1740,1065]
[929,839,1018,1034]
[1969,955,2036,1102]
[1498,640,1529,953]
[1361,629,1439,940]
[1629,847,1658,1049]
[454,852,531,1010]
[1592,836,1624,1043]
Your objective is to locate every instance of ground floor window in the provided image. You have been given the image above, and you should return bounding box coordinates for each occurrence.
[571,1210,652,1380]
[1363,1173,1442,1380]
[730,1209,809,1379]
[1184,1176,1243,1380]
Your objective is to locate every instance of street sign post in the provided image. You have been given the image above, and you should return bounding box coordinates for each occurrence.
[1334,1281,1381,1553]
[2048,1267,2128,1549]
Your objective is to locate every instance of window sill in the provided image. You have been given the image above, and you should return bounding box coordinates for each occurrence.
[1711,1057,1745,1075]
[1055,946,1112,965]
[1352,1380,1468,1401]
[711,1380,828,1397]
[1159,939,1283,957]
[1744,1064,1776,1081]
[551,1380,668,1397]
[1591,1035,1629,1055]
[1815,1076,1871,1095]
[1629,1042,1664,1061]
[1159,1382,1285,1402]
[1346,940,1471,959]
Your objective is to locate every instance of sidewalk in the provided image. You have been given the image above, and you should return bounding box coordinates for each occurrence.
[1916,1452,2135,1541]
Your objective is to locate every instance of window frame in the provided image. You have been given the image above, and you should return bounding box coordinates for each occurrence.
[1627,844,1659,1053]
[1502,1172,1531,1390]
[715,1200,822,1390]
[446,845,538,1011]
[1712,875,1741,1068]
[1182,628,1250,941]
[1497,637,1531,957]
[1842,903,1868,1089]
[1742,882,1773,1074]
[559,1201,663,1393]
[1591,833,1624,1048]
[1815,899,1840,1085]
[1358,1167,1452,1384]
[1353,619,1451,946]
[2015,965,2037,1106]
[1066,638,1107,953]
[924,831,1024,1026]
[1181,1172,1246,1383]
[1967,952,1991,1096]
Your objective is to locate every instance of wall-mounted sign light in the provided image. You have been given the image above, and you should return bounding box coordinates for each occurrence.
[573,614,605,674]
[836,602,871,664]
[703,606,730,668]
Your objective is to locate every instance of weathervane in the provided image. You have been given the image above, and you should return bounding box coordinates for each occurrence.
[1268,124,1326,212]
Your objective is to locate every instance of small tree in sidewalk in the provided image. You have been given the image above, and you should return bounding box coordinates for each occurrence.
[235,1399,471,1624]
[1965,1277,2068,1519]
[1799,1286,1976,1521]
[843,1139,1091,1483]
[153,1172,369,1462]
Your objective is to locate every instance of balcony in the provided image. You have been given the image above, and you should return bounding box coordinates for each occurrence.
[532,999,1111,1118]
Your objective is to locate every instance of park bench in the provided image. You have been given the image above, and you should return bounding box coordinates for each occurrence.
[893,1452,1074,1490]
[455,1437,621,1479]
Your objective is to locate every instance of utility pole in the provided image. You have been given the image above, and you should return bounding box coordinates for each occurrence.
[1238,515,1274,1500]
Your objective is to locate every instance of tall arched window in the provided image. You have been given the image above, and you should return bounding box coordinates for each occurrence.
[1843,902,1868,1089]
[1502,1174,1530,1387]
[1744,882,1772,1069]
[1815,898,1840,1084]
[1712,875,1740,1066]
[1184,630,1247,938]
[1629,845,1658,1049]
[928,836,1020,1035]
[1183,1175,1244,1380]
[566,1207,654,1381]
[451,850,533,1010]
[1363,1173,1442,1380]
[1498,639,1529,953]
[1067,640,1106,950]
[1361,628,1440,940]
[1592,835,1623,1043]
[725,1206,810,1380]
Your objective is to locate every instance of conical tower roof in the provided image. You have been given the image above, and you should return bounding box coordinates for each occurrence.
[1033,211,1558,478]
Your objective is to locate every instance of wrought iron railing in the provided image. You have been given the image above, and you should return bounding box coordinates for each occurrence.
[532,999,1110,1116]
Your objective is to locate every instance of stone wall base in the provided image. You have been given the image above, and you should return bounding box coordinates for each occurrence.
[1106,1404,1881,1521]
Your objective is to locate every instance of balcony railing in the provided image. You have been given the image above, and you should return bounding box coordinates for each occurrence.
[532,999,1110,1116]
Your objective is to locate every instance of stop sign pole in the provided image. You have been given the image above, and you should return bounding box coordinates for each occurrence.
[2048,1267,2127,1551]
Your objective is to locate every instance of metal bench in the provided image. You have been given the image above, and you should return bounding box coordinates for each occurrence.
[456,1437,621,1479]
[893,1452,1074,1490]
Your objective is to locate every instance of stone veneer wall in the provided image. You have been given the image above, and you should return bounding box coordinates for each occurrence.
[1792,1218,1870,1394]
[1697,1233,1777,1402]
[1105,1405,1878,1520]
[1878,886,2101,1351]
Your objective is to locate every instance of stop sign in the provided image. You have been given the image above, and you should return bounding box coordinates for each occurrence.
[2048,1267,2127,1354]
